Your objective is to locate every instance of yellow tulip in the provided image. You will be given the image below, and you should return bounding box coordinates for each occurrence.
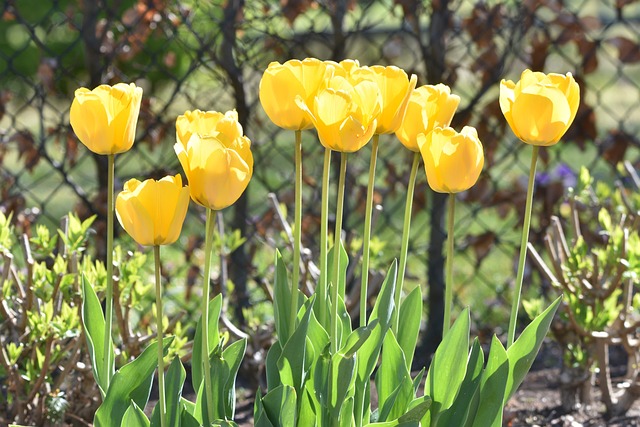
[395,84,460,152]
[419,126,484,194]
[259,58,328,130]
[115,175,190,246]
[297,68,381,153]
[70,83,143,155]
[175,110,253,210]
[370,65,417,134]
[500,69,580,146]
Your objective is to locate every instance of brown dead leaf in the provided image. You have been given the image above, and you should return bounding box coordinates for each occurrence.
[599,130,637,166]
[12,131,40,172]
[281,0,316,24]
[607,36,640,64]
[463,3,504,49]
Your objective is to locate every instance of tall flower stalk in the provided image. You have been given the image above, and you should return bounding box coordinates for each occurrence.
[154,245,167,427]
[443,194,455,336]
[201,209,216,422]
[331,152,348,353]
[319,148,331,328]
[360,135,379,327]
[103,154,115,387]
[289,130,303,338]
[394,152,420,333]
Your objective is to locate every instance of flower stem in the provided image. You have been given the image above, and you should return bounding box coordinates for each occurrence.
[319,148,331,329]
[103,153,115,388]
[154,245,166,427]
[443,194,455,337]
[360,135,379,327]
[202,209,216,422]
[507,145,539,348]
[289,130,303,339]
[331,152,347,354]
[394,152,420,333]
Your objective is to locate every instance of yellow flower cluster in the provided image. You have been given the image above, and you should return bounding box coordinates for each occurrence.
[70,84,253,247]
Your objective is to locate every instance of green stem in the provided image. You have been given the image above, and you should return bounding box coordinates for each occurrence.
[507,145,539,348]
[289,130,303,339]
[360,135,379,327]
[443,194,455,337]
[319,148,331,329]
[103,153,115,388]
[154,246,166,427]
[331,152,347,354]
[202,209,216,422]
[394,152,420,333]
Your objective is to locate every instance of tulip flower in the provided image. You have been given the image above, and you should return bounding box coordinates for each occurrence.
[259,58,328,131]
[69,81,143,393]
[500,69,580,146]
[396,84,460,152]
[501,69,580,348]
[70,83,143,155]
[419,126,484,194]
[115,175,190,246]
[174,109,253,422]
[297,73,381,153]
[175,110,253,211]
[370,66,418,135]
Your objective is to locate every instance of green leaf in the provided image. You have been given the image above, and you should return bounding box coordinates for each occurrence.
[397,286,422,370]
[339,396,354,427]
[151,357,186,427]
[298,389,317,427]
[122,401,150,427]
[273,250,292,342]
[422,308,470,426]
[94,337,174,427]
[505,296,561,400]
[329,352,357,420]
[342,320,377,358]
[262,384,297,427]
[375,332,410,421]
[327,241,349,299]
[471,336,509,427]
[81,275,112,396]
[278,299,314,396]
[192,295,222,394]
[265,341,283,391]
[369,260,398,329]
[437,338,484,427]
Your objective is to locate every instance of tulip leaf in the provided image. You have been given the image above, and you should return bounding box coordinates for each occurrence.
[261,384,297,427]
[94,337,173,427]
[298,388,317,427]
[437,338,484,427]
[327,241,349,300]
[265,341,283,391]
[505,296,561,401]
[277,300,313,396]
[122,400,150,427]
[376,332,412,422]
[151,357,186,427]
[422,308,470,426]
[81,275,112,397]
[221,338,247,418]
[339,396,354,427]
[192,294,222,394]
[471,335,509,427]
[273,250,293,342]
[397,285,422,370]
[329,352,357,420]
[342,320,377,358]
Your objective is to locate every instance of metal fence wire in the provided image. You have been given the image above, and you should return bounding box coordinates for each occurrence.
[1,0,639,352]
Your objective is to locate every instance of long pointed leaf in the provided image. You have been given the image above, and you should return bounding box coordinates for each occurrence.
[81,275,112,396]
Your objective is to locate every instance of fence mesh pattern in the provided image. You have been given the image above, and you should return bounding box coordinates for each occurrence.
[1,0,639,343]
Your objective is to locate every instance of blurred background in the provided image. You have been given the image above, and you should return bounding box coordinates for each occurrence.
[1,0,639,365]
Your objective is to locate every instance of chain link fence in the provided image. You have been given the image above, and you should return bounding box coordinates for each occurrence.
[1,0,639,353]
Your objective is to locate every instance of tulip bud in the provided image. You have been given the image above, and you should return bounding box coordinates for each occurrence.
[115,175,190,246]
[419,126,484,194]
[70,83,143,155]
[500,69,580,146]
